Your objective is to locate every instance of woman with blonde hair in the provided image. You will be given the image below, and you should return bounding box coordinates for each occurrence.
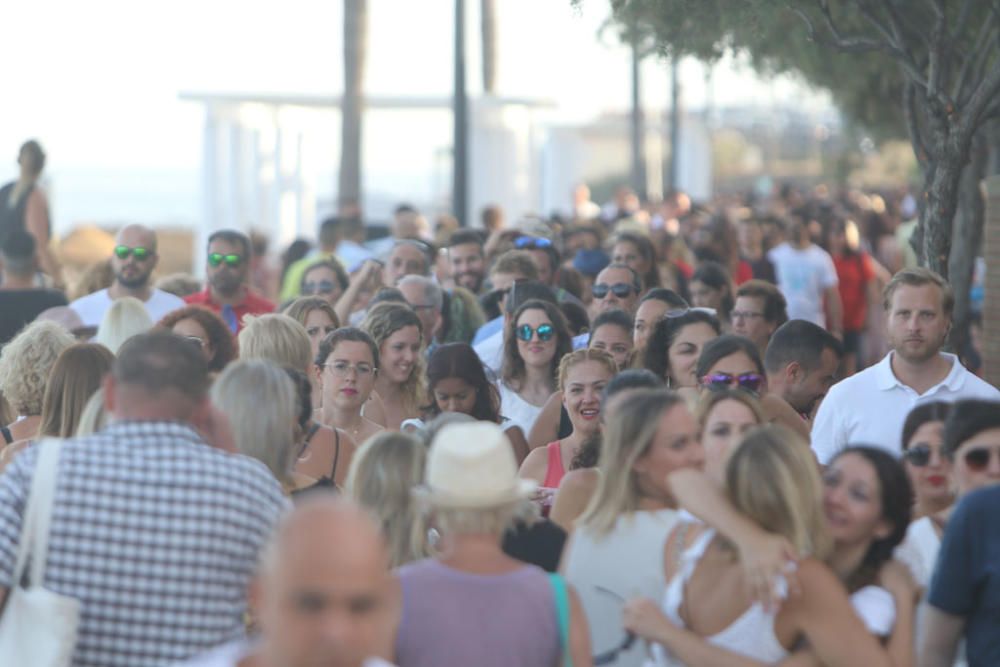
[239,313,357,488]
[281,297,340,410]
[345,431,429,568]
[695,388,765,484]
[623,426,899,667]
[361,302,426,430]
[211,359,307,493]
[560,389,704,666]
[95,296,154,354]
[0,320,75,445]
[518,348,616,502]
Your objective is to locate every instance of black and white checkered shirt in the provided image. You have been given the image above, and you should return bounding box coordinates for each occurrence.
[0,421,289,667]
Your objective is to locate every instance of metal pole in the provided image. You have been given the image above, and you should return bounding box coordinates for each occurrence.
[669,57,681,193]
[453,0,469,226]
[630,22,647,201]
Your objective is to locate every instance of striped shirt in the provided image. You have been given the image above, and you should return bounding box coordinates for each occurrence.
[0,421,289,667]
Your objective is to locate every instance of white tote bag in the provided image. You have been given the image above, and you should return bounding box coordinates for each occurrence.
[0,439,80,666]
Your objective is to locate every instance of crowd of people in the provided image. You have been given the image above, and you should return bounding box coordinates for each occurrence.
[0,139,998,666]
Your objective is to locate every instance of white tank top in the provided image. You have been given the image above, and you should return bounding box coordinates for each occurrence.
[649,529,789,666]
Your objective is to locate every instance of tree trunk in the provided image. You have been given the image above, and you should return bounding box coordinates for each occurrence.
[629,21,647,201]
[481,0,497,94]
[947,132,987,358]
[338,0,367,211]
[919,147,966,279]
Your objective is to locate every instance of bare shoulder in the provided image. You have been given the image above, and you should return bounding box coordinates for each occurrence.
[560,468,599,494]
[518,444,549,482]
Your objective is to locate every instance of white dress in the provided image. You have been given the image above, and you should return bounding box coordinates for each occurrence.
[648,529,789,667]
[497,381,545,437]
[563,509,681,667]
[894,516,941,587]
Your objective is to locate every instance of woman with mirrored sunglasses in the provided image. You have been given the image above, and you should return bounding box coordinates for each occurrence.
[695,334,812,442]
[896,399,1000,594]
[498,299,572,439]
[298,259,349,308]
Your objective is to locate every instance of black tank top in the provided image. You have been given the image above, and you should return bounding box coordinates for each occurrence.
[0,182,35,246]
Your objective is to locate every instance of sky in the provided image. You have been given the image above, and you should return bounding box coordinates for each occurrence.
[0,0,832,228]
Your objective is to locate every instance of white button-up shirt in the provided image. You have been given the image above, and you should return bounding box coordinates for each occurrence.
[811,351,1000,464]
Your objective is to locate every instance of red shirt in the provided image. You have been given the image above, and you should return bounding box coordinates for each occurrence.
[184,288,276,333]
[832,252,875,332]
[734,260,754,286]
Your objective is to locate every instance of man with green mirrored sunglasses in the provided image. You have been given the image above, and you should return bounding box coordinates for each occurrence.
[69,224,185,327]
[184,229,275,333]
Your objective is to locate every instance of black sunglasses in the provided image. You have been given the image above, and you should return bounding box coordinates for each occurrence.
[114,245,152,261]
[592,282,635,300]
[591,585,637,665]
[963,446,1000,472]
[903,444,937,467]
[302,279,337,295]
[700,372,765,395]
[208,252,244,268]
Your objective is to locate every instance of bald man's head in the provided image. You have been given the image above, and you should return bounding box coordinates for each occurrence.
[254,498,395,667]
[112,225,159,289]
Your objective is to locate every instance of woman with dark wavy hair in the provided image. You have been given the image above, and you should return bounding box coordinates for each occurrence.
[424,342,529,463]
[498,299,572,438]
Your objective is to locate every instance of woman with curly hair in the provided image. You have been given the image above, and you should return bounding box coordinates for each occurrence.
[499,299,573,439]
[361,302,426,431]
[0,320,75,445]
[643,308,721,393]
[157,305,236,373]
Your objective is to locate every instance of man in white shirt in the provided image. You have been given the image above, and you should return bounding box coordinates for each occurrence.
[767,212,843,332]
[70,224,184,326]
[175,497,397,667]
[812,268,999,464]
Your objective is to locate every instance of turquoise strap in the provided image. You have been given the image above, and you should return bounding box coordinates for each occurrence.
[548,572,572,667]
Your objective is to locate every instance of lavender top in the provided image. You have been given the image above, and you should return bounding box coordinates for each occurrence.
[395,558,561,667]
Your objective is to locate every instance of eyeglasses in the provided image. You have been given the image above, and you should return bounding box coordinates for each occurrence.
[207,252,244,268]
[302,280,337,295]
[591,585,637,665]
[700,372,765,394]
[182,335,205,348]
[514,236,553,250]
[114,245,152,261]
[592,282,636,300]
[516,323,555,342]
[962,446,1000,472]
[731,310,765,321]
[323,361,375,378]
[903,444,939,467]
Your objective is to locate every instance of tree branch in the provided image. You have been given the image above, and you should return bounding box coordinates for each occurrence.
[788,3,884,53]
[959,51,1000,136]
[953,22,997,104]
[953,0,975,42]
[904,80,932,166]
[924,0,949,110]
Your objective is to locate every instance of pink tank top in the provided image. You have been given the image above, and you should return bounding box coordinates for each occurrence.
[542,441,566,489]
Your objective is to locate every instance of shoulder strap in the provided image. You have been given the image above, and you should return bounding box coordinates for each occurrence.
[1,425,12,445]
[547,572,572,667]
[331,429,341,479]
[12,439,63,588]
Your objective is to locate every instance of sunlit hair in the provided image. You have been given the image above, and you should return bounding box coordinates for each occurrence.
[239,313,312,373]
[345,431,430,568]
[315,327,380,370]
[95,296,153,354]
[425,343,501,422]
[883,267,953,317]
[361,302,426,408]
[38,344,115,438]
[211,359,299,487]
[282,296,341,330]
[75,387,108,436]
[695,388,765,430]
[579,389,686,536]
[726,425,831,559]
[501,299,572,388]
[156,305,237,372]
[0,320,75,416]
[301,258,350,292]
[557,348,617,392]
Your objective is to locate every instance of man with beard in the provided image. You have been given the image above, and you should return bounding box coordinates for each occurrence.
[186,229,275,333]
[446,229,486,294]
[764,319,842,429]
[811,268,999,464]
[70,224,184,326]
